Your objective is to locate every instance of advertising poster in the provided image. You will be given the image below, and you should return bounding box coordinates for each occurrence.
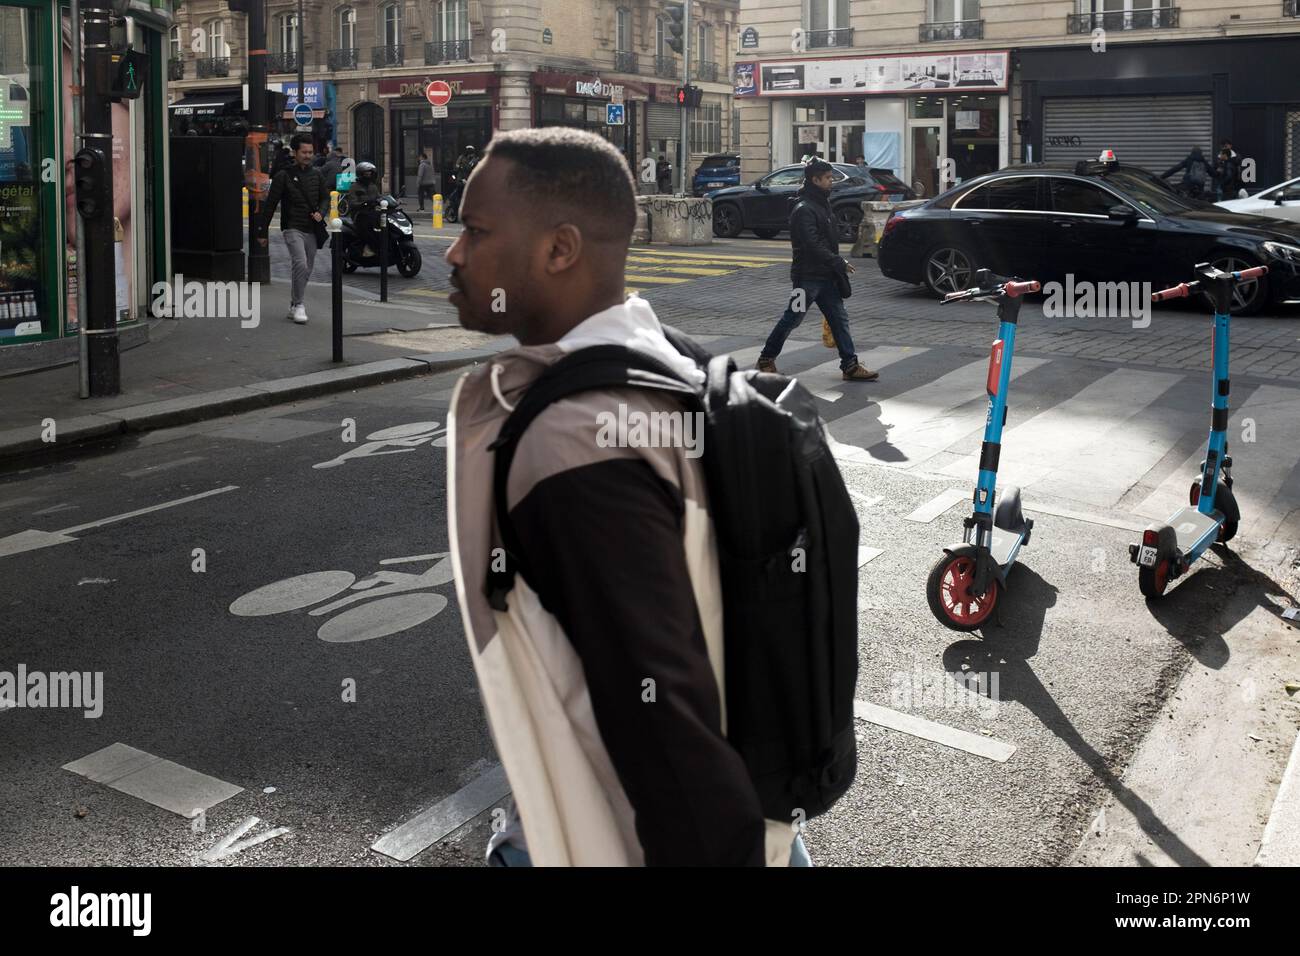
[734,62,756,97]
[756,51,1008,96]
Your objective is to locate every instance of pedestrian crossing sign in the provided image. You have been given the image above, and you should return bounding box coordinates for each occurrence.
[606,103,625,126]
[110,49,148,101]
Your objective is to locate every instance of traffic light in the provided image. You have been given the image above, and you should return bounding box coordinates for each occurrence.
[666,3,685,55]
[687,85,704,108]
[675,86,687,106]
[73,148,109,221]
[109,49,148,101]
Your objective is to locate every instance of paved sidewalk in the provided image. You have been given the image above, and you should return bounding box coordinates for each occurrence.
[0,278,505,463]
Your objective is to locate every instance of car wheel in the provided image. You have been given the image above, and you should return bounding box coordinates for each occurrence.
[835,206,864,243]
[754,228,780,240]
[924,245,977,298]
[1207,253,1268,315]
[712,203,743,238]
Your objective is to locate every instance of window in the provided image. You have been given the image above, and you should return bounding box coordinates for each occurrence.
[380,2,402,46]
[733,106,741,149]
[763,167,808,187]
[697,22,713,61]
[169,25,181,59]
[338,6,356,47]
[690,101,721,154]
[203,18,227,57]
[616,7,631,52]
[278,12,299,54]
[1050,178,1118,216]
[1264,181,1300,202]
[434,0,469,43]
[656,16,669,57]
[810,0,850,31]
[930,0,980,21]
[958,177,1041,210]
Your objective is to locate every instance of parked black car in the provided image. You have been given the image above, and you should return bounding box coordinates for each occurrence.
[877,158,1300,314]
[711,162,915,241]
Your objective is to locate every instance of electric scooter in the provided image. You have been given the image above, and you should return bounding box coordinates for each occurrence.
[926,270,1041,632]
[1127,261,1268,597]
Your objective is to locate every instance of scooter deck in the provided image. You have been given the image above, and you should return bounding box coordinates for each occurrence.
[989,526,1024,567]
[1165,506,1221,556]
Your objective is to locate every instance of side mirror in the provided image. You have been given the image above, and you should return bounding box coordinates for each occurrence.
[1107,204,1138,222]
[755,182,769,191]
[1238,188,1249,199]
[1275,196,1285,206]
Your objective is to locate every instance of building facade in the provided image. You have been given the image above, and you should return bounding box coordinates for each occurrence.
[735,0,1300,197]
[168,0,739,198]
[0,0,174,351]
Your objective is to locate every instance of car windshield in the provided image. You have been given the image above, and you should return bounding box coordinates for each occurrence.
[1102,170,1193,215]
[701,156,738,169]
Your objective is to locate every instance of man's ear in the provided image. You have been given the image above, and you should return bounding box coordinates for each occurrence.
[544,223,583,276]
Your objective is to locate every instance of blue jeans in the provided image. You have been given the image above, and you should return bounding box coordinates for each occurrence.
[487,834,813,867]
[761,279,858,372]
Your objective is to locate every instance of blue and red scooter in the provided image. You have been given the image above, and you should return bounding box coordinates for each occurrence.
[1128,261,1268,597]
[926,270,1041,631]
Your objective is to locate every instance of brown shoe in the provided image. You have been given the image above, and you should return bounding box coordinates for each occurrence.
[756,357,779,373]
[842,364,879,382]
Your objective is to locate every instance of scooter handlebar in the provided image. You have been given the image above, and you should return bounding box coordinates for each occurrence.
[1235,265,1268,280]
[1003,280,1040,298]
[1152,282,1192,302]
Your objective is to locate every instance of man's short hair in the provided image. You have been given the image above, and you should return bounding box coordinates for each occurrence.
[482,128,637,242]
[290,132,313,152]
[804,158,834,180]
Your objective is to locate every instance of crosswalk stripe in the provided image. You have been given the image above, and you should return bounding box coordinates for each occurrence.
[622,262,734,276]
[398,288,449,299]
[630,248,787,263]
[623,273,691,285]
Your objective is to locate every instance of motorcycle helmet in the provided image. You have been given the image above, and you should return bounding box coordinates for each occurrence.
[357,161,377,184]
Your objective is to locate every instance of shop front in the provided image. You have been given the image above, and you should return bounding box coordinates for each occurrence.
[736,50,1009,199]
[377,72,498,199]
[531,72,649,171]
[1,0,172,352]
[1018,37,1300,188]
[273,80,335,155]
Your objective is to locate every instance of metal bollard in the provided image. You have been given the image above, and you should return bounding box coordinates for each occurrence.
[328,192,343,363]
[379,198,389,303]
[433,193,443,229]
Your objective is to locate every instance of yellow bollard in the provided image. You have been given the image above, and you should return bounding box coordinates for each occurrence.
[433,193,443,229]
[242,186,248,218]
[329,189,340,221]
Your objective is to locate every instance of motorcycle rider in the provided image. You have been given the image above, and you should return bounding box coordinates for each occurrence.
[446,145,479,218]
[348,161,383,257]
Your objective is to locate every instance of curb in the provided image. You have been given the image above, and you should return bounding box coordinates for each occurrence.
[1255,727,1300,866]
[0,347,496,466]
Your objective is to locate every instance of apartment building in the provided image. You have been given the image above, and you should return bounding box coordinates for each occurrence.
[736,0,1300,196]
[167,1,738,198]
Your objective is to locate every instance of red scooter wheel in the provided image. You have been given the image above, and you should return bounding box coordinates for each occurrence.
[927,546,1000,632]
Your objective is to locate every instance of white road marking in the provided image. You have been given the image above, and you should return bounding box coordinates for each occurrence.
[121,455,207,478]
[1021,499,1146,533]
[63,743,244,817]
[854,700,1016,762]
[857,546,884,567]
[904,488,968,523]
[0,486,238,559]
[371,763,511,862]
[847,490,883,508]
[200,816,292,863]
[31,503,77,516]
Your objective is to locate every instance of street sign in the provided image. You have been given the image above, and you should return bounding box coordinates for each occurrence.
[741,27,759,49]
[431,105,448,118]
[611,86,624,105]
[293,103,314,126]
[606,103,625,126]
[425,81,453,107]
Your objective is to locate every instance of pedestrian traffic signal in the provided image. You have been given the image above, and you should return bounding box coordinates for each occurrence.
[109,49,148,101]
[676,86,687,106]
[73,148,109,221]
[666,3,685,55]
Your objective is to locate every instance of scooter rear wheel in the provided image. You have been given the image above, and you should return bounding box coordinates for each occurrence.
[926,546,999,632]
[1138,554,1172,598]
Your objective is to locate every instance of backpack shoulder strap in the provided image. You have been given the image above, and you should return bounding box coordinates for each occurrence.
[484,344,699,610]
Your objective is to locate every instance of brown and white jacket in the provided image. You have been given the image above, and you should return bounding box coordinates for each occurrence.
[446,295,796,866]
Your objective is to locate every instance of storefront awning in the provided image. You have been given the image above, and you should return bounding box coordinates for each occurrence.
[168,90,242,116]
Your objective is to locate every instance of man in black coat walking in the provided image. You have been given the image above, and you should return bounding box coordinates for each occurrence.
[258,132,330,324]
[756,159,877,381]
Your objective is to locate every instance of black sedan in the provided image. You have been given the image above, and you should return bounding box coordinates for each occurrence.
[877,160,1300,314]
[711,163,914,241]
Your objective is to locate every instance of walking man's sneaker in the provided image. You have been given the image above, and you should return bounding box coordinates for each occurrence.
[842,364,878,382]
[286,306,298,322]
[293,304,309,325]
[756,357,778,374]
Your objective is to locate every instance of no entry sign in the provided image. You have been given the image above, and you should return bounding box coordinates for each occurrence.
[425,81,453,107]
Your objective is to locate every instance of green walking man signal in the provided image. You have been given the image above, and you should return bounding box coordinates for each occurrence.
[109,49,149,101]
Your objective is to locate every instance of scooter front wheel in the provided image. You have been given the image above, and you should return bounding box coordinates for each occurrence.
[926,546,999,632]
[1190,480,1239,543]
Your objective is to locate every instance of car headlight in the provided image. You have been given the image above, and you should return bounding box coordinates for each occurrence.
[1262,240,1300,263]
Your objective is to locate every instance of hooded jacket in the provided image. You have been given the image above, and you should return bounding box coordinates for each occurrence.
[446,295,798,866]
[789,182,847,286]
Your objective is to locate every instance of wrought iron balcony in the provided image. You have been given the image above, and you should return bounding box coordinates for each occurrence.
[196,57,230,79]
[653,54,677,78]
[614,50,638,73]
[328,48,359,70]
[695,60,718,82]
[807,28,854,48]
[266,51,299,73]
[167,59,184,81]
[425,39,471,64]
[920,20,984,41]
[1067,7,1179,32]
[372,43,404,68]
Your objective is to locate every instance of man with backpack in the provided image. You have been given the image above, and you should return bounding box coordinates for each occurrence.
[1161,146,1210,199]
[756,159,878,381]
[442,128,858,867]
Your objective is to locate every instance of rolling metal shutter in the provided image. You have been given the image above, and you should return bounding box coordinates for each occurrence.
[647,102,680,140]
[1042,95,1212,178]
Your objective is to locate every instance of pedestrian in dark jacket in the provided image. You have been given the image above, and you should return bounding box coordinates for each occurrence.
[1213,147,1239,201]
[656,154,672,193]
[259,132,330,324]
[320,147,345,188]
[756,159,877,381]
[1161,146,1210,199]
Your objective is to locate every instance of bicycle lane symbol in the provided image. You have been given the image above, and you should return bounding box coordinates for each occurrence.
[313,422,448,471]
[229,553,455,643]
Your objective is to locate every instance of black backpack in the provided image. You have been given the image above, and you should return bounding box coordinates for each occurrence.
[1186,158,1208,188]
[485,328,860,821]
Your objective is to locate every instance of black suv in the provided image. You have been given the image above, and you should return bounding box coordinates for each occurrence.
[877,159,1300,313]
[711,163,915,241]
